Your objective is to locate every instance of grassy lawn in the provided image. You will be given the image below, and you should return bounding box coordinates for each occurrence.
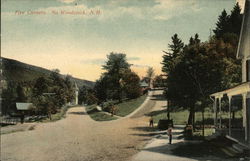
[85,104,117,121]
[151,109,242,125]
[115,94,147,117]
[41,106,70,122]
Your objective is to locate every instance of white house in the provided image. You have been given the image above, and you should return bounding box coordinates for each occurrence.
[210,0,250,147]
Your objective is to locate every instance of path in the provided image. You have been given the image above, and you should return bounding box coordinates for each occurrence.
[2,89,217,161]
[130,125,198,161]
[0,90,163,161]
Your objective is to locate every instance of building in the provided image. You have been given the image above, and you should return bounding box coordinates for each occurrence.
[210,0,250,147]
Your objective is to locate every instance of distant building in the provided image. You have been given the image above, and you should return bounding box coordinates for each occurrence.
[74,82,79,105]
[140,77,150,88]
[16,103,33,111]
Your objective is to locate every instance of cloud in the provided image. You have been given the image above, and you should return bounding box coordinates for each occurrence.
[81,58,105,65]
[132,64,150,68]
[2,0,202,23]
[127,57,140,61]
[58,0,76,4]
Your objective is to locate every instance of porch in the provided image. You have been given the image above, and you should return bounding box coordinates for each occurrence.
[210,82,250,147]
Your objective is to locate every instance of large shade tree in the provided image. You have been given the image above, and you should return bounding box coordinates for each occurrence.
[95,52,141,102]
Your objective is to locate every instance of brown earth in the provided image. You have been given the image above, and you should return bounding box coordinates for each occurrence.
[1,90,165,161]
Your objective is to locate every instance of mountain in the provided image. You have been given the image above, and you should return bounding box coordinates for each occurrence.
[1,57,95,88]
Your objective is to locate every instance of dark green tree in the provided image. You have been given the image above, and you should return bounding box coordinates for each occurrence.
[16,83,27,102]
[162,34,184,75]
[213,3,242,40]
[213,9,229,38]
[122,69,141,99]
[64,75,75,103]
[102,52,130,102]
[228,2,242,35]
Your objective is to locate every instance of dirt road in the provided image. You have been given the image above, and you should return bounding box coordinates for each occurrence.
[1,90,166,161]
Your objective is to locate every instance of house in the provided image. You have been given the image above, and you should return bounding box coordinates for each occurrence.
[16,103,33,111]
[210,0,250,147]
[140,77,150,88]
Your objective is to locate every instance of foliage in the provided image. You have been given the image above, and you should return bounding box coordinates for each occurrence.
[153,75,166,87]
[16,83,27,102]
[1,82,18,114]
[94,52,141,102]
[161,33,184,74]
[161,3,242,128]
[122,69,142,99]
[30,70,75,118]
[213,3,242,39]
[146,67,155,79]
[163,34,241,126]
[85,104,117,121]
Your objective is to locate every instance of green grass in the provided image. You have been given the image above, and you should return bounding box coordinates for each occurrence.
[193,128,215,137]
[115,94,147,117]
[151,109,242,125]
[41,106,69,122]
[86,105,117,121]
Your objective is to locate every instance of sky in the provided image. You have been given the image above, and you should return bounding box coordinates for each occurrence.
[1,0,240,81]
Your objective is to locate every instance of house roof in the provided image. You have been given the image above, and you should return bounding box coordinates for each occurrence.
[16,103,33,110]
[210,82,250,98]
[237,0,250,59]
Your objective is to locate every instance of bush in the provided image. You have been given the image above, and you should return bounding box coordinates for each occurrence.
[102,100,115,112]
[184,125,193,139]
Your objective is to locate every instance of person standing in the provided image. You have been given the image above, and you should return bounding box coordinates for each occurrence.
[149,116,154,127]
[167,125,173,144]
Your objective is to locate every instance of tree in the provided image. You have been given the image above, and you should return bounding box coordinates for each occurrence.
[32,76,55,118]
[213,3,242,39]
[2,82,18,114]
[32,76,49,97]
[102,53,130,75]
[64,75,75,103]
[228,2,242,35]
[94,75,109,102]
[146,67,155,88]
[78,85,88,104]
[146,67,155,79]
[101,52,130,102]
[16,83,27,102]
[213,9,229,38]
[122,69,141,99]
[165,33,241,133]
[49,69,68,107]
[79,85,97,105]
[153,75,166,88]
[162,34,184,75]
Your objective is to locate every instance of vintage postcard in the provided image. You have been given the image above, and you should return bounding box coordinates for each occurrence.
[1,0,249,161]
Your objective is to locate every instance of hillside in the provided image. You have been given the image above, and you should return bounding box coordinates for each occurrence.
[1,57,95,88]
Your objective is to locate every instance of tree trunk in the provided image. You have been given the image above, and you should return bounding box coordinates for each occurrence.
[188,107,194,125]
[202,109,205,137]
[167,100,170,120]
[193,111,195,130]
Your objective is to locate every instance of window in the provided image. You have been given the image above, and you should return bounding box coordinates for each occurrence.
[247,59,250,82]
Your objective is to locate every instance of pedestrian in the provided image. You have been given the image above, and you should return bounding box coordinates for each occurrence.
[167,124,173,144]
[20,112,24,124]
[149,116,154,127]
